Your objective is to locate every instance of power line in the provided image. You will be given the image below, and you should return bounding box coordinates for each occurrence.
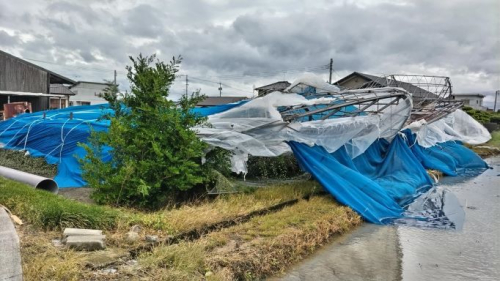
[188,76,253,94]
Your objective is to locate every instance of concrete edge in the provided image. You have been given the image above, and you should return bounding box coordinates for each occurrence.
[0,208,23,281]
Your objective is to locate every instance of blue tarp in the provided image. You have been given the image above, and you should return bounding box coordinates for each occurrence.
[290,134,434,224]
[289,141,404,223]
[401,129,488,176]
[0,101,247,187]
[290,130,486,224]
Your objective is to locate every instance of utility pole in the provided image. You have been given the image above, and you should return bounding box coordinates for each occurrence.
[494,90,499,112]
[113,70,117,85]
[218,82,223,97]
[185,75,189,97]
[328,58,333,84]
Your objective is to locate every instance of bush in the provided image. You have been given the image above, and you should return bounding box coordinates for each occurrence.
[80,54,209,208]
[246,153,303,180]
[490,116,500,124]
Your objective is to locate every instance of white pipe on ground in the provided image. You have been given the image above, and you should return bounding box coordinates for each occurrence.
[0,166,58,194]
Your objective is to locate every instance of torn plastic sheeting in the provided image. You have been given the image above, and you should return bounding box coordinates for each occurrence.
[351,135,434,206]
[286,73,341,93]
[289,134,435,224]
[288,141,404,224]
[409,109,491,148]
[401,129,488,176]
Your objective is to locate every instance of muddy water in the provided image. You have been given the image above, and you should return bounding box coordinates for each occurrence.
[278,156,500,281]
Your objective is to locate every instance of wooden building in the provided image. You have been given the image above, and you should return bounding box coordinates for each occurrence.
[0,50,75,116]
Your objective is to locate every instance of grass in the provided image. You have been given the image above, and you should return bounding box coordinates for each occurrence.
[0,177,120,230]
[138,196,361,280]
[469,131,500,157]
[0,148,57,178]
[0,176,319,233]
[486,131,500,147]
[1,176,360,280]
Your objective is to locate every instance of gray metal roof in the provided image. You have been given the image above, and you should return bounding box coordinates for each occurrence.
[50,84,76,95]
[255,81,291,91]
[336,72,436,99]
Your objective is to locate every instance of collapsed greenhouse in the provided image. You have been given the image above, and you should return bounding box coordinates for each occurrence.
[0,74,491,226]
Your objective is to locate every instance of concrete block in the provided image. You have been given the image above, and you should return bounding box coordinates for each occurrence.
[66,235,106,251]
[63,228,102,238]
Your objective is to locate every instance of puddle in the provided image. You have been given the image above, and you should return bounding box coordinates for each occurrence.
[277,156,500,281]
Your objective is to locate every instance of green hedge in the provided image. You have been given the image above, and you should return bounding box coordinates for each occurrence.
[0,177,119,230]
[246,153,303,180]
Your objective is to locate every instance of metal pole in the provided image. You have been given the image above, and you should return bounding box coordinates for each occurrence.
[219,83,223,97]
[329,58,333,84]
[185,75,188,97]
[494,90,499,112]
[114,70,117,85]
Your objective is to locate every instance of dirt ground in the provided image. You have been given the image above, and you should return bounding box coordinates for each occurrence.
[57,188,94,204]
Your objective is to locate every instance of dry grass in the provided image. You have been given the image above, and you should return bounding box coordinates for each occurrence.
[18,226,87,281]
[9,179,327,280]
[138,196,362,280]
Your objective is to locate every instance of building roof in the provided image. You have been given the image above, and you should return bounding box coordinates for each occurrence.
[197,96,247,107]
[71,81,113,87]
[452,93,485,98]
[255,81,291,91]
[335,72,435,98]
[0,90,66,98]
[50,84,76,96]
[0,50,75,85]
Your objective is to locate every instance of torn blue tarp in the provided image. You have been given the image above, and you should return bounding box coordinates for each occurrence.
[352,136,434,206]
[289,141,404,223]
[289,134,434,224]
[401,129,488,176]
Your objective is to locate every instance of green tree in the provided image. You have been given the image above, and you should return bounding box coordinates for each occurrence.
[80,54,208,208]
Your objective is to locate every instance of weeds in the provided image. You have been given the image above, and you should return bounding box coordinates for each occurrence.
[0,148,57,178]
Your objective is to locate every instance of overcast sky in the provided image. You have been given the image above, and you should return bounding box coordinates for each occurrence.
[1,0,499,107]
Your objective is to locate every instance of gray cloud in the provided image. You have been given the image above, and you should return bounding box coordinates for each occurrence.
[0,30,18,46]
[0,0,498,100]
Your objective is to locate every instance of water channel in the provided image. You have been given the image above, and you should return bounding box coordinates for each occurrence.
[277,156,500,281]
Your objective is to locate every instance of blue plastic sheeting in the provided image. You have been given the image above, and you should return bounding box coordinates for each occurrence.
[289,141,404,224]
[192,100,248,116]
[352,136,434,206]
[401,129,488,176]
[0,101,247,187]
[290,134,434,224]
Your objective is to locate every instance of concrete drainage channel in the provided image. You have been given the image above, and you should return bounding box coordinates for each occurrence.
[0,208,23,281]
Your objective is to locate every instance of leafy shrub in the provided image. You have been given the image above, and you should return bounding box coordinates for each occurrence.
[80,54,209,208]
[246,153,303,180]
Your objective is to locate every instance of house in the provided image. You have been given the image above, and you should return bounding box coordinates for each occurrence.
[334,72,435,99]
[49,84,75,109]
[69,81,111,106]
[0,50,75,116]
[451,93,486,110]
[254,81,291,97]
[196,96,247,107]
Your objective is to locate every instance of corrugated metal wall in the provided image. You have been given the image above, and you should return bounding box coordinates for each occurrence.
[0,52,49,93]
